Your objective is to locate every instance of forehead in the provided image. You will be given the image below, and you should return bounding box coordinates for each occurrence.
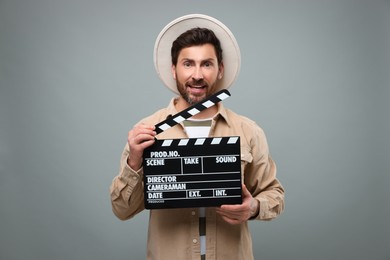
[177,44,217,60]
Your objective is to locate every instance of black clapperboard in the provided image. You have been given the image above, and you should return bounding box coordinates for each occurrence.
[143,90,242,209]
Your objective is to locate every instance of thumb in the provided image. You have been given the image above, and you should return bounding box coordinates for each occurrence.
[241,184,252,198]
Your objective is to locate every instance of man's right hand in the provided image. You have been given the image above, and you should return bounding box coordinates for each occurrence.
[127,123,156,170]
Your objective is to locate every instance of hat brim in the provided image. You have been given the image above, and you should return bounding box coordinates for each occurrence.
[154,14,241,95]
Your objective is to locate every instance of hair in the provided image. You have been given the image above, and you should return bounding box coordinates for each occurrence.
[171,27,223,66]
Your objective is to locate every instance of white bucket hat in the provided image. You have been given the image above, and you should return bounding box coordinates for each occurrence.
[154,14,241,95]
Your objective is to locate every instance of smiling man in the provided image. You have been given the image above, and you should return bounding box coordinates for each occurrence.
[110,14,285,260]
[172,29,224,107]
[173,33,223,119]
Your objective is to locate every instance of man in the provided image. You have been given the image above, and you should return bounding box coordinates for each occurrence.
[110,14,284,260]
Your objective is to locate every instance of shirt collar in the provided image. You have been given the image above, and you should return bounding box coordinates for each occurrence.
[166,97,232,127]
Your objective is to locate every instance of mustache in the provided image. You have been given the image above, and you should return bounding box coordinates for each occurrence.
[187,79,207,86]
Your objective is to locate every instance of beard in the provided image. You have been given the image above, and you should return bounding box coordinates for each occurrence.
[176,79,216,105]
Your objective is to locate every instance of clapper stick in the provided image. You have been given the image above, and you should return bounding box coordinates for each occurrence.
[154,89,231,135]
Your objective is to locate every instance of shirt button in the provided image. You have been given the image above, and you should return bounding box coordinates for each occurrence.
[191,211,196,216]
[132,176,138,181]
[192,239,198,244]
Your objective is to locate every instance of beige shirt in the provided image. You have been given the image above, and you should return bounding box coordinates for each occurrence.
[110,98,285,260]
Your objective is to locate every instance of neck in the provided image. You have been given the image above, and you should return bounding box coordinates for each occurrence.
[175,96,218,119]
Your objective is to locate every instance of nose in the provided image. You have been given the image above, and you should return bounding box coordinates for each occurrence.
[192,66,203,81]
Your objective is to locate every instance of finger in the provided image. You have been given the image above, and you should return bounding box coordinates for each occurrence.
[138,138,155,149]
[134,123,156,132]
[216,207,248,224]
[130,135,155,151]
[134,132,155,143]
[130,128,156,139]
[241,184,252,198]
[219,213,244,225]
[219,204,237,212]
[216,205,245,219]
[128,126,156,144]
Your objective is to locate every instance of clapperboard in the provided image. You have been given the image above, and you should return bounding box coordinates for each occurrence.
[143,89,242,209]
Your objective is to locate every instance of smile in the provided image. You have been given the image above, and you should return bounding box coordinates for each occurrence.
[188,85,206,89]
[186,82,207,89]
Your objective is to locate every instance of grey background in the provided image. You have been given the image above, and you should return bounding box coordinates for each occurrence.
[1,0,389,259]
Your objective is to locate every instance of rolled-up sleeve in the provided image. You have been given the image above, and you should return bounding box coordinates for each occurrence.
[110,144,145,220]
[243,124,285,221]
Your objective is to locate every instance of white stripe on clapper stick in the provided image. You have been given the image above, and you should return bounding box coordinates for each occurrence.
[178,139,189,146]
[227,137,239,144]
[195,138,206,145]
[211,137,222,144]
[162,140,173,147]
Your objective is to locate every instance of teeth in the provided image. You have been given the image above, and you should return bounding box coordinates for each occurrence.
[186,83,206,89]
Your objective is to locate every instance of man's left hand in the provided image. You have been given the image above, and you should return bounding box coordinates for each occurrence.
[215,184,259,225]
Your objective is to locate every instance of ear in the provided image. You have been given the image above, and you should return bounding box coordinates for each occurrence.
[171,64,177,80]
[218,62,224,79]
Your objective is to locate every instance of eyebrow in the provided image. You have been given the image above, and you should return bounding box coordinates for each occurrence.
[179,58,216,63]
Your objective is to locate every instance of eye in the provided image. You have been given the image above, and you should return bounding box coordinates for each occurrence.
[203,61,214,68]
[183,61,192,68]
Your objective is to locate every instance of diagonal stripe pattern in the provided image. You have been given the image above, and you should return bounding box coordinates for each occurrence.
[154,89,231,135]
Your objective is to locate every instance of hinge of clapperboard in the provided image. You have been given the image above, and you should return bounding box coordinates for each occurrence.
[154,89,231,136]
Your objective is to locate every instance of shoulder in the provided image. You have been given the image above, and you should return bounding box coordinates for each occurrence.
[225,108,265,135]
[224,108,269,153]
